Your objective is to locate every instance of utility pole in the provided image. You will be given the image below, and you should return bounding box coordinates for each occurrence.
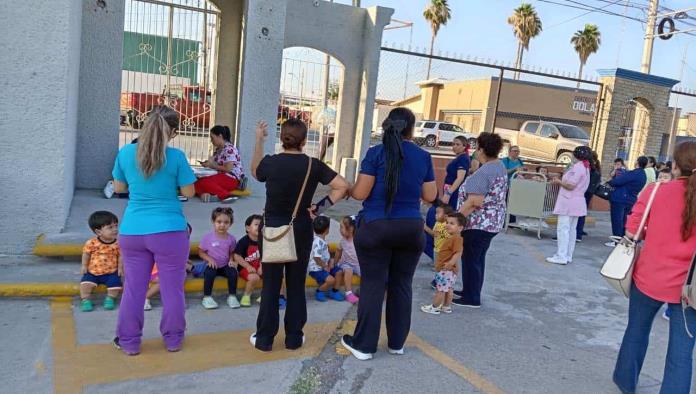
[667,45,688,158]
[640,0,659,74]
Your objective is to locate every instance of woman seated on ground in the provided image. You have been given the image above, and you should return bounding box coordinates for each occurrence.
[195,125,245,203]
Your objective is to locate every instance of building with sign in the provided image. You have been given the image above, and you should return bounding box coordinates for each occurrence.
[391,77,598,134]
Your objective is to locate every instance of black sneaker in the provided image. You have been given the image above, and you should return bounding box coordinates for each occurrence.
[430,279,436,290]
[113,336,139,355]
[112,337,122,350]
[452,298,481,308]
[454,290,465,297]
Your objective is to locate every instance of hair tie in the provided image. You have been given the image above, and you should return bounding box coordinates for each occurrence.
[383,119,407,133]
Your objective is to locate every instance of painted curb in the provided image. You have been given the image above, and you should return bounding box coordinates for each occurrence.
[0,275,361,298]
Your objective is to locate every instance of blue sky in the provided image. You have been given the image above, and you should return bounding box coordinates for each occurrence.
[344,0,694,86]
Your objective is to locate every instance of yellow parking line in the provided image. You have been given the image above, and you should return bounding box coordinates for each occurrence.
[408,334,506,394]
[50,298,336,393]
[335,320,505,393]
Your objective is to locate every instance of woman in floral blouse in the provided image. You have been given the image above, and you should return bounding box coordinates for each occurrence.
[195,125,245,202]
[454,132,508,308]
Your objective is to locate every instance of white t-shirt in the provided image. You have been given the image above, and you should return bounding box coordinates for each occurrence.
[308,236,330,272]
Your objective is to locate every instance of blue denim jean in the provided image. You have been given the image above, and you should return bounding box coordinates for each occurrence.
[613,284,696,394]
[609,202,633,238]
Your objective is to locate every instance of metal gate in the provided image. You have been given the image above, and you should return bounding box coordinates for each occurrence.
[120,0,220,163]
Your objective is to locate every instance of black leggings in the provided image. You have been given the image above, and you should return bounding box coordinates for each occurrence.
[203,266,238,296]
[351,218,424,353]
[255,217,313,351]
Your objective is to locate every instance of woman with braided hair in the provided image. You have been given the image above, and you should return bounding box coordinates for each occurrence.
[340,107,438,361]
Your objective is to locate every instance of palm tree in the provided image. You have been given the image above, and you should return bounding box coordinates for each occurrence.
[507,3,542,79]
[423,0,452,80]
[571,24,601,88]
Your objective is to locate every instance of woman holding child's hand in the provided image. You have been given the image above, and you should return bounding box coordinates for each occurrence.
[249,118,349,352]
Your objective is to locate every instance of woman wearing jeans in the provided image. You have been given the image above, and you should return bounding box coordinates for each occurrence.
[111,106,196,355]
[341,108,437,360]
[249,119,349,352]
[453,132,508,308]
[613,141,696,394]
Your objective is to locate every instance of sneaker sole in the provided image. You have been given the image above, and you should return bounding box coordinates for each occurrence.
[340,337,373,361]
[453,303,481,309]
[388,348,404,355]
[420,308,440,315]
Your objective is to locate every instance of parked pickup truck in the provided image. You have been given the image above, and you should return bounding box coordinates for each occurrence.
[495,121,590,164]
[120,85,211,129]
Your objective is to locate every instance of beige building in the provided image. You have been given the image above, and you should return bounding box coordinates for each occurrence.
[678,113,696,137]
[392,77,598,134]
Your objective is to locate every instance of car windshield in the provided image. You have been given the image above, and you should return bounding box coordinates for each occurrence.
[556,125,589,140]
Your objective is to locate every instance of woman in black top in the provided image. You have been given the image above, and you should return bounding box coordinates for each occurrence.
[249,119,349,352]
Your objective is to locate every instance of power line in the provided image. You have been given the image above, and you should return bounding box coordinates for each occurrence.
[537,0,645,23]
[561,0,645,22]
[546,0,625,29]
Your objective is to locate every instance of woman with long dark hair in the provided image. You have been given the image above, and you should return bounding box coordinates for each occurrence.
[111,106,196,355]
[249,119,349,352]
[613,141,696,394]
[341,107,437,360]
[195,125,244,203]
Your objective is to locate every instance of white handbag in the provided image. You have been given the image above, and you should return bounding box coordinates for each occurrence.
[261,156,312,263]
[600,182,661,297]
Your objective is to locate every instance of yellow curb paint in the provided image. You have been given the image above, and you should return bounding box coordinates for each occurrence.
[0,274,360,297]
[408,334,506,394]
[545,216,596,226]
[50,297,335,392]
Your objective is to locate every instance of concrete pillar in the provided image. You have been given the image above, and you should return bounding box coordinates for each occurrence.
[214,0,243,141]
[352,6,393,166]
[236,0,288,193]
[0,0,82,253]
[331,64,361,171]
[76,0,125,188]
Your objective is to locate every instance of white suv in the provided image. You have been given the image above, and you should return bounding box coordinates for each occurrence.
[413,121,477,149]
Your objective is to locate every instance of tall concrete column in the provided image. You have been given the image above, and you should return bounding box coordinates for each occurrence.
[351,6,393,167]
[214,0,243,141]
[0,0,82,253]
[331,64,361,173]
[236,0,288,193]
[76,0,125,188]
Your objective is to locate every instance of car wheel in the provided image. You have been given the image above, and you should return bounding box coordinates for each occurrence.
[425,135,437,148]
[557,151,574,165]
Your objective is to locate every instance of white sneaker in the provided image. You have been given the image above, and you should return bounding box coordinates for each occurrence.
[388,347,404,355]
[103,181,115,199]
[420,304,441,315]
[143,299,152,311]
[605,241,617,247]
[340,335,373,361]
[546,256,568,265]
[250,332,257,347]
[202,296,219,309]
[227,295,241,309]
[441,306,453,314]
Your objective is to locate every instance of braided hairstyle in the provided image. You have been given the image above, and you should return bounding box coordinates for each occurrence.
[381,108,415,214]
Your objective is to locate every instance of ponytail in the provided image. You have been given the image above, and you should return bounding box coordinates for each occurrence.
[211,125,232,143]
[137,106,179,178]
[674,141,696,241]
[380,107,416,214]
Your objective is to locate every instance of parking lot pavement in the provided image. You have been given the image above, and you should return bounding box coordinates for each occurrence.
[1,219,691,393]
